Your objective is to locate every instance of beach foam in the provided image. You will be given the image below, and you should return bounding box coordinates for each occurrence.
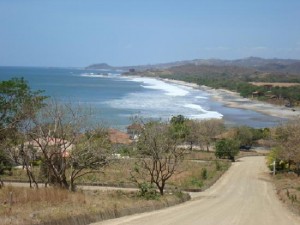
[80,73,120,78]
[184,104,223,119]
[195,96,208,99]
[106,77,223,121]
[127,77,190,96]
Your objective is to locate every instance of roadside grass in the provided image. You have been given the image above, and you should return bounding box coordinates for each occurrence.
[169,160,230,190]
[237,150,267,158]
[2,148,264,192]
[273,173,300,216]
[0,186,189,225]
[0,150,231,224]
[2,157,230,191]
[184,150,217,161]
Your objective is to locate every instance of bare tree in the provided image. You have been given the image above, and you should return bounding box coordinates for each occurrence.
[133,121,184,195]
[184,119,200,150]
[186,119,224,151]
[26,101,112,190]
[275,119,300,173]
[200,119,224,151]
[68,127,111,191]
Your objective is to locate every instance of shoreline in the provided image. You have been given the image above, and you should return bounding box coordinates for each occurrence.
[161,78,300,120]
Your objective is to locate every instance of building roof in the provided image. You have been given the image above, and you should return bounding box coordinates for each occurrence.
[108,128,132,145]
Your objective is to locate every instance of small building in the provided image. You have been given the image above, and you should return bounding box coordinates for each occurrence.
[127,123,143,140]
[108,128,132,145]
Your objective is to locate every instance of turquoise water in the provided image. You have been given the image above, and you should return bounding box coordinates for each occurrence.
[0,66,283,129]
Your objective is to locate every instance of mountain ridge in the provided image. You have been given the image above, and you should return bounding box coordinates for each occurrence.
[86,57,300,74]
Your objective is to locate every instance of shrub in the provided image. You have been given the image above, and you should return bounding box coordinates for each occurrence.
[137,182,158,200]
[215,139,240,162]
[190,178,203,188]
[216,160,222,171]
[201,168,208,180]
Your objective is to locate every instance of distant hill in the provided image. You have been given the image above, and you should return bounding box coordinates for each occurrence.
[86,57,300,74]
[85,63,114,70]
[86,57,300,105]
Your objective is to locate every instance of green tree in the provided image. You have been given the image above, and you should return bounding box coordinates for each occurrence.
[0,77,46,131]
[169,115,189,141]
[0,77,46,187]
[215,139,240,162]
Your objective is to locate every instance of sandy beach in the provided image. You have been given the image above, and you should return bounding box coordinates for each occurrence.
[162,78,300,120]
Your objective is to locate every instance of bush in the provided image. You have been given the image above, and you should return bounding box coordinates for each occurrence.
[215,139,240,162]
[201,168,208,180]
[215,160,221,171]
[190,178,203,188]
[137,182,158,200]
[0,150,12,175]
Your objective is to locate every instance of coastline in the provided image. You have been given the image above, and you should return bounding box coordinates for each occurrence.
[161,78,300,120]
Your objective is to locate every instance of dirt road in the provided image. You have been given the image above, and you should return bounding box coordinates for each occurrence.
[92,156,300,225]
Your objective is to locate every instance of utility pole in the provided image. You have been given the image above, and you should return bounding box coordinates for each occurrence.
[273,160,276,176]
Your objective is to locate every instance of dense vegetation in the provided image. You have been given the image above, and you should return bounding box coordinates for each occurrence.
[165,65,300,105]
[126,63,300,106]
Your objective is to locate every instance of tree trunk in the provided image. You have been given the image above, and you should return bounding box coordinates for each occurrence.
[190,141,193,151]
[0,177,4,188]
[23,158,38,188]
[69,177,76,192]
[61,175,69,189]
[158,182,165,195]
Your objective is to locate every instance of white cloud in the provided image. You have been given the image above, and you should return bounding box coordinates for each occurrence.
[204,46,231,51]
[252,46,268,51]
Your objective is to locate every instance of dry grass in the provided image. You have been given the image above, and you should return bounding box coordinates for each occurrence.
[0,186,86,225]
[184,150,217,161]
[0,151,231,224]
[249,82,300,87]
[77,158,230,190]
[237,150,267,158]
[0,186,188,225]
[3,153,230,190]
[273,173,300,216]
[170,160,230,190]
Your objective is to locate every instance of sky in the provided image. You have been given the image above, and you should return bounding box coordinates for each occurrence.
[0,0,300,67]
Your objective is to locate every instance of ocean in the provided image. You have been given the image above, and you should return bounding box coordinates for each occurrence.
[0,66,283,130]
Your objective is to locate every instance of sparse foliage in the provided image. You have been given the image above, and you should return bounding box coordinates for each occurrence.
[275,119,300,173]
[197,119,224,151]
[69,127,111,191]
[185,119,224,151]
[234,126,253,148]
[132,121,185,195]
[25,101,112,190]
